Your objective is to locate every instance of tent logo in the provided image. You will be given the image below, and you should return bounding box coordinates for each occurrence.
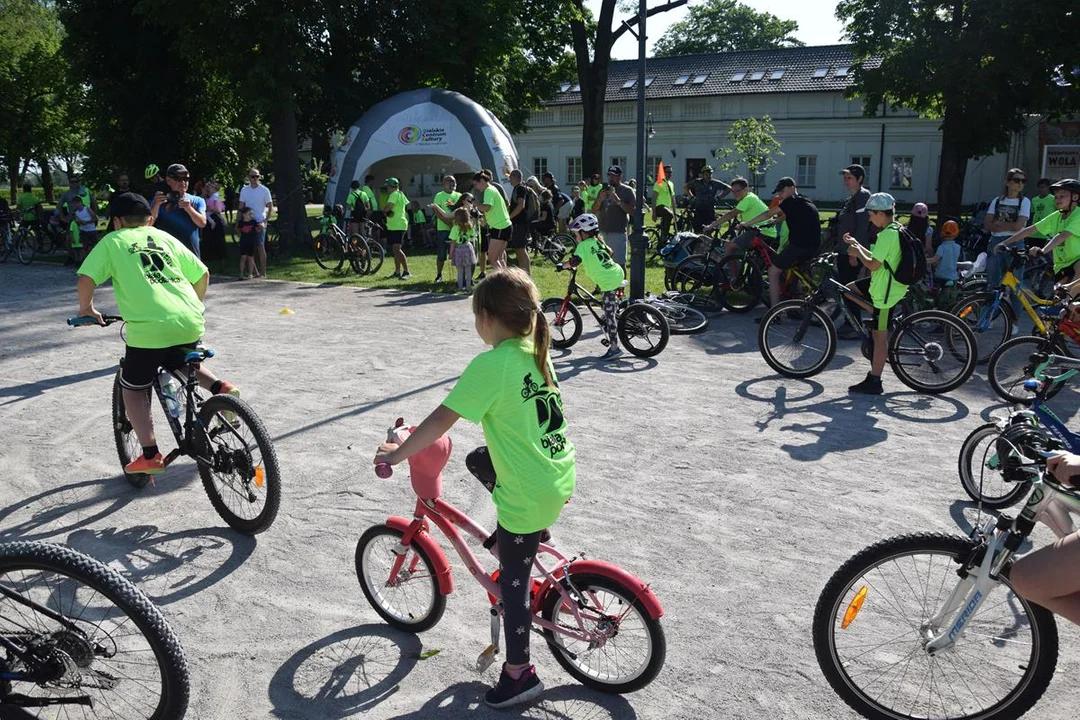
[398,126,423,144]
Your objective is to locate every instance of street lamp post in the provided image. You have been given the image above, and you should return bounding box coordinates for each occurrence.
[629,0,647,300]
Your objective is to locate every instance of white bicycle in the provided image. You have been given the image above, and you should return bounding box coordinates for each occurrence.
[813,433,1078,719]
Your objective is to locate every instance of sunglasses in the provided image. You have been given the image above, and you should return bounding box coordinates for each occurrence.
[249,175,260,179]
[1009,177,1026,183]
[171,175,189,182]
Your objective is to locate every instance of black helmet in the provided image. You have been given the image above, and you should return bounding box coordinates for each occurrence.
[1050,178,1080,193]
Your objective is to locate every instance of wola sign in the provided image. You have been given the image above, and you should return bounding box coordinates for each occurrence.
[1043,145,1080,180]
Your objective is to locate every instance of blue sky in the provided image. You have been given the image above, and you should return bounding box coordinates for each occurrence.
[585,0,847,60]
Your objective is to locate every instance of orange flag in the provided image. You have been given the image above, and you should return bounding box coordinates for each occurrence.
[656,162,667,184]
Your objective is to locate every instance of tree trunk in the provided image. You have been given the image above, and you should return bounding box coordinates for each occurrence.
[936,109,968,219]
[38,157,54,202]
[7,158,19,204]
[268,97,308,250]
[581,62,608,178]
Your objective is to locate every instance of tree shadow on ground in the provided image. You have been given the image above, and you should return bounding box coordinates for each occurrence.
[268,624,422,719]
[374,290,467,308]
[61,524,255,606]
[0,366,115,407]
[392,680,639,719]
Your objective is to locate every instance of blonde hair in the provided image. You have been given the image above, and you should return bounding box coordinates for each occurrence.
[452,207,473,233]
[526,176,543,193]
[472,268,553,388]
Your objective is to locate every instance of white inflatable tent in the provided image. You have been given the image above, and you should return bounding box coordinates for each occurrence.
[326,88,520,207]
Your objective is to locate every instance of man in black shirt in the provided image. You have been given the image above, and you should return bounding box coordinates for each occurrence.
[684,165,731,232]
[740,176,821,311]
[835,164,872,338]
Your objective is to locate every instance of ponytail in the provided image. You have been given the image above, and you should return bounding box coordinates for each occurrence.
[533,311,554,388]
[472,267,555,387]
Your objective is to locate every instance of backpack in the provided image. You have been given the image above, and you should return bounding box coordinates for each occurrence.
[520,185,540,222]
[886,223,927,285]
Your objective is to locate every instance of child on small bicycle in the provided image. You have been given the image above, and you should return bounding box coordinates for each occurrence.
[995,178,1080,286]
[566,213,626,361]
[843,192,909,395]
[373,267,575,709]
[75,192,241,475]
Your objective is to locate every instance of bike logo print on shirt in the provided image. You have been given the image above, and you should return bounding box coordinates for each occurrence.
[521,372,567,456]
[127,235,184,286]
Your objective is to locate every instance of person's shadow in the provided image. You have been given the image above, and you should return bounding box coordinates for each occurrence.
[391,680,639,719]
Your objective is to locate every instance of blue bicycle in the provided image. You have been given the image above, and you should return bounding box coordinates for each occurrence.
[959,351,1080,507]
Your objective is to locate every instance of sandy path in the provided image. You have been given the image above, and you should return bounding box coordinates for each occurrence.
[0,262,1077,719]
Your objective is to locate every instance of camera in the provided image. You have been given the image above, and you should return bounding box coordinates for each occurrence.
[601,183,611,192]
[166,190,182,207]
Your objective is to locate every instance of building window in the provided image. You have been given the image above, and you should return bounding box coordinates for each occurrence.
[851,155,871,169]
[610,157,627,173]
[674,75,690,85]
[570,83,580,92]
[748,71,765,81]
[835,66,851,77]
[691,74,708,84]
[891,156,914,189]
[730,72,746,82]
[567,157,582,185]
[558,82,571,93]
[647,155,664,180]
[621,78,636,89]
[769,69,785,80]
[532,158,548,179]
[686,158,707,182]
[797,155,817,187]
[812,67,829,78]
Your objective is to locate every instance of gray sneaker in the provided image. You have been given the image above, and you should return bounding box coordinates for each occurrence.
[600,346,624,361]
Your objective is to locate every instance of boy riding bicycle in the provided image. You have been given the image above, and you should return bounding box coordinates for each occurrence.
[75,192,240,475]
[842,192,909,395]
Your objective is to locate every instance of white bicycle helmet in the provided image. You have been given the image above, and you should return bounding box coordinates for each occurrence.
[569,213,600,233]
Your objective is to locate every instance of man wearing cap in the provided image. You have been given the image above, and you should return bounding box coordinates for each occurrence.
[76,191,240,475]
[432,175,461,282]
[739,177,822,311]
[592,165,636,267]
[239,168,274,277]
[684,166,731,233]
[382,177,411,279]
[835,164,872,338]
[151,164,207,259]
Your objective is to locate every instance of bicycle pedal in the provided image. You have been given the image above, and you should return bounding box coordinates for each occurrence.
[600,339,610,347]
[475,644,499,673]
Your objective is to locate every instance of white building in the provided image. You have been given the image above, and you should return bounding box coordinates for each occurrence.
[512,45,1022,206]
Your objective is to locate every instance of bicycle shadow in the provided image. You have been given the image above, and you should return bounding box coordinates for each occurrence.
[0,366,115,407]
[267,624,423,719]
[391,680,639,719]
[552,350,659,381]
[61,524,256,606]
[0,468,203,544]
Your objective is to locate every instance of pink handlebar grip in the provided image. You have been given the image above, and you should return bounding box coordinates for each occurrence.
[375,463,393,479]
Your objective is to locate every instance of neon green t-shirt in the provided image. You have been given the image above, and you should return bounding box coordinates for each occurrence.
[482,186,511,230]
[573,237,625,292]
[442,337,575,534]
[77,226,208,349]
[1030,194,1056,239]
[1035,209,1080,273]
[869,223,908,309]
[412,210,427,225]
[583,183,601,208]
[17,192,38,221]
[347,189,365,213]
[433,190,461,232]
[385,190,408,231]
[735,192,777,238]
[360,186,376,211]
[777,221,789,252]
[652,180,675,209]
[449,222,478,244]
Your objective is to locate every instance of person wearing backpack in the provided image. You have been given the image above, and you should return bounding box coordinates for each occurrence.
[507,169,533,275]
[843,192,912,395]
[984,168,1031,329]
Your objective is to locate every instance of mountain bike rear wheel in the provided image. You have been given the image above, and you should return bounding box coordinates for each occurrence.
[15,230,34,264]
[672,254,723,312]
[0,540,190,719]
[987,335,1070,404]
[196,395,281,534]
[618,304,669,357]
[715,254,763,313]
[958,422,1030,508]
[644,299,708,334]
[889,310,977,394]
[542,298,582,349]
[757,300,836,378]
[313,233,344,271]
[951,292,1015,364]
[814,533,1057,720]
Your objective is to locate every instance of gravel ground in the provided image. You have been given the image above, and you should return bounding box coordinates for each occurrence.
[1,261,1078,720]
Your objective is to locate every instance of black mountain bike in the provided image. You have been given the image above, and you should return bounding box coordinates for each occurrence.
[1,219,34,265]
[542,265,670,358]
[0,540,189,718]
[68,315,281,534]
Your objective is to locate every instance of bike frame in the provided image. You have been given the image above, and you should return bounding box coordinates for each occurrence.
[552,265,620,330]
[970,260,1056,335]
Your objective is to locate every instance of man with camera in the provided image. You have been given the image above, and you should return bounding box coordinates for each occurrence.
[151,163,207,259]
[591,165,636,267]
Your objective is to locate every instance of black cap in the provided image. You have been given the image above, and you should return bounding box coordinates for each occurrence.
[607,165,623,175]
[111,192,152,216]
[542,172,554,180]
[772,177,796,194]
[166,163,189,179]
[841,164,866,180]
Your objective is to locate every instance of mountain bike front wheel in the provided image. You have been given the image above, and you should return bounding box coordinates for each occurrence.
[366,236,385,274]
[0,540,190,719]
[347,234,371,275]
[644,299,708,334]
[889,309,977,394]
[958,422,1030,508]
[541,573,666,694]
[987,335,1070,404]
[313,233,344,272]
[542,298,582,349]
[15,230,34,264]
[814,533,1058,720]
[715,254,763,313]
[757,300,837,378]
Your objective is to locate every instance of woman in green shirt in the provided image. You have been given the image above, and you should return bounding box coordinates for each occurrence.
[381,178,411,279]
[374,268,574,709]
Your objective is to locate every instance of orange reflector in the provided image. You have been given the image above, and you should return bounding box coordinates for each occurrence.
[842,586,868,629]
[254,466,265,488]
[958,307,973,319]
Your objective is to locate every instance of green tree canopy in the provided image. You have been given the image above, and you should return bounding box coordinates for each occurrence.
[715,115,783,192]
[837,0,1080,215]
[654,0,803,58]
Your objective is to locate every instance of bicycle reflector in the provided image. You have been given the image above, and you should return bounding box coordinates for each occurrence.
[841,586,867,629]
[254,465,265,488]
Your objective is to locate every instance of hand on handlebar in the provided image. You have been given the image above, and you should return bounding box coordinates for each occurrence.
[72,308,105,326]
[1046,453,1080,487]
[374,442,401,467]
[1027,246,1044,258]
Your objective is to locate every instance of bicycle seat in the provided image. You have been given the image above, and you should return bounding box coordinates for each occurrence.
[390,424,452,500]
[183,348,215,364]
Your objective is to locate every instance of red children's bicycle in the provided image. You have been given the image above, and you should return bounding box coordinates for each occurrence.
[357,420,667,693]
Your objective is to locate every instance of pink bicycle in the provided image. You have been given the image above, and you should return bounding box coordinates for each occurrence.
[356,420,667,693]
